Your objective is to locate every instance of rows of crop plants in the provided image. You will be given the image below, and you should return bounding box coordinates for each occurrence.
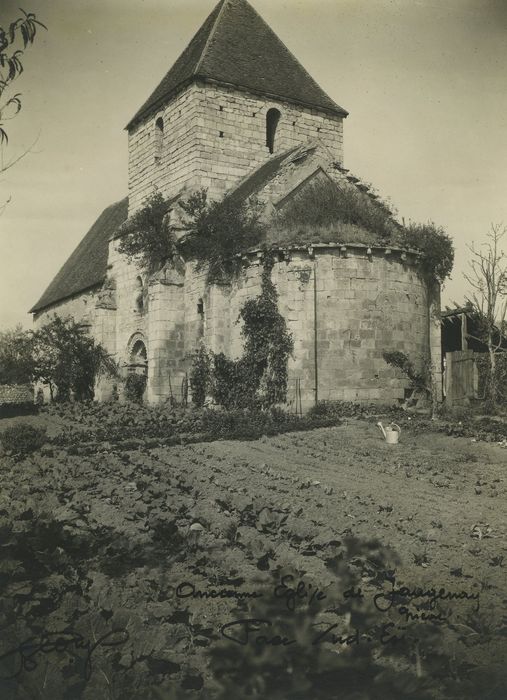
[1,424,505,698]
[40,400,507,452]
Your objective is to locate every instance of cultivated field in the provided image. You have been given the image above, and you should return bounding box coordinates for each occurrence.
[0,412,506,699]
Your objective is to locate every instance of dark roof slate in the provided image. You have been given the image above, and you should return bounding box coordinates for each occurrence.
[127,0,347,128]
[30,198,128,314]
[0,385,33,405]
[226,145,301,203]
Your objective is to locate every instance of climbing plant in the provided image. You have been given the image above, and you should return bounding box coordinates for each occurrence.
[189,344,211,407]
[190,254,293,409]
[237,254,293,407]
[382,350,428,394]
[124,373,147,404]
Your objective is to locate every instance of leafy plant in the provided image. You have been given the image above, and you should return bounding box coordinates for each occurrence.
[31,315,118,401]
[124,373,147,404]
[382,351,428,393]
[1,423,46,455]
[475,352,507,409]
[273,181,454,284]
[207,254,294,409]
[0,9,46,161]
[0,325,34,384]
[400,222,454,284]
[179,189,265,284]
[189,344,211,407]
[117,192,178,274]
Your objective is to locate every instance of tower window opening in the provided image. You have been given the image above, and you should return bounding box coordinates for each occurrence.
[266,108,281,154]
[154,117,164,162]
[197,298,204,315]
[219,131,224,138]
[134,276,145,313]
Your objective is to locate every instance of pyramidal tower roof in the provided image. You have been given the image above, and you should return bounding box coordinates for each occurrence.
[127,0,347,128]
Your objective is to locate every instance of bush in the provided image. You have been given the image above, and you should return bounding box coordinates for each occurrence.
[400,222,454,284]
[179,189,265,284]
[307,400,394,420]
[117,192,177,275]
[189,345,211,407]
[1,424,47,455]
[124,374,147,404]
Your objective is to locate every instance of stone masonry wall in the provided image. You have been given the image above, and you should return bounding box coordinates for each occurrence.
[33,246,438,410]
[190,248,433,411]
[127,82,344,213]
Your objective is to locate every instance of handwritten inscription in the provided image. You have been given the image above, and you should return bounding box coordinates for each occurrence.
[219,618,407,648]
[0,629,129,681]
[274,575,327,611]
[207,574,481,649]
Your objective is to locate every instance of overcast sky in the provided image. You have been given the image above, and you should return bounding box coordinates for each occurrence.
[1,0,506,329]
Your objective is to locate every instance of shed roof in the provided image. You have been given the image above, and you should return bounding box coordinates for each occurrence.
[127,0,347,129]
[30,198,128,314]
[0,385,33,405]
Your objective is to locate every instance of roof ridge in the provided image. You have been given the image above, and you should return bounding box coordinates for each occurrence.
[239,0,346,115]
[194,0,229,76]
[127,0,347,129]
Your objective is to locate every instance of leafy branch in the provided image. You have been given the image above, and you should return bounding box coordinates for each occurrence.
[0,8,47,148]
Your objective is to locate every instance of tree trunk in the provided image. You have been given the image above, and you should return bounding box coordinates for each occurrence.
[489,338,497,409]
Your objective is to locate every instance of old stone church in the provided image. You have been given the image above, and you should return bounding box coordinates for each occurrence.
[31,0,441,410]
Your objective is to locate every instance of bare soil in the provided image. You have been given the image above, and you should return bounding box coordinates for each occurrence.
[0,415,505,699]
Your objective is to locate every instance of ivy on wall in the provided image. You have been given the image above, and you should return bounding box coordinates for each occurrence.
[190,254,293,410]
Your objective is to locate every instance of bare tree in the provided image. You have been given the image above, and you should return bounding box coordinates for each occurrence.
[0,9,46,180]
[464,223,507,409]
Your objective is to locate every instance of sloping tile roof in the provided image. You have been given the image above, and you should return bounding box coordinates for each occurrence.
[127,0,347,129]
[0,385,33,405]
[226,145,302,203]
[30,198,128,314]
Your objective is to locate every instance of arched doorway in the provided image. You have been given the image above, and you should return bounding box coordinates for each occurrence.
[125,334,148,403]
[130,339,147,367]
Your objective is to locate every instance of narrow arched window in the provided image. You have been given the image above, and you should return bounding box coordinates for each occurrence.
[266,108,281,154]
[134,276,144,313]
[154,117,164,161]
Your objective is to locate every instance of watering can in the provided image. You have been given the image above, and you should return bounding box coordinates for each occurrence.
[377,421,401,444]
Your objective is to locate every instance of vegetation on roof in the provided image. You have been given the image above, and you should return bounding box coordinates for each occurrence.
[178,189,265,283]
[117,193,178,275]
[267,179,454,283]
[117,181,454,286]
[272,178,399,242]
[118,190,265,284]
